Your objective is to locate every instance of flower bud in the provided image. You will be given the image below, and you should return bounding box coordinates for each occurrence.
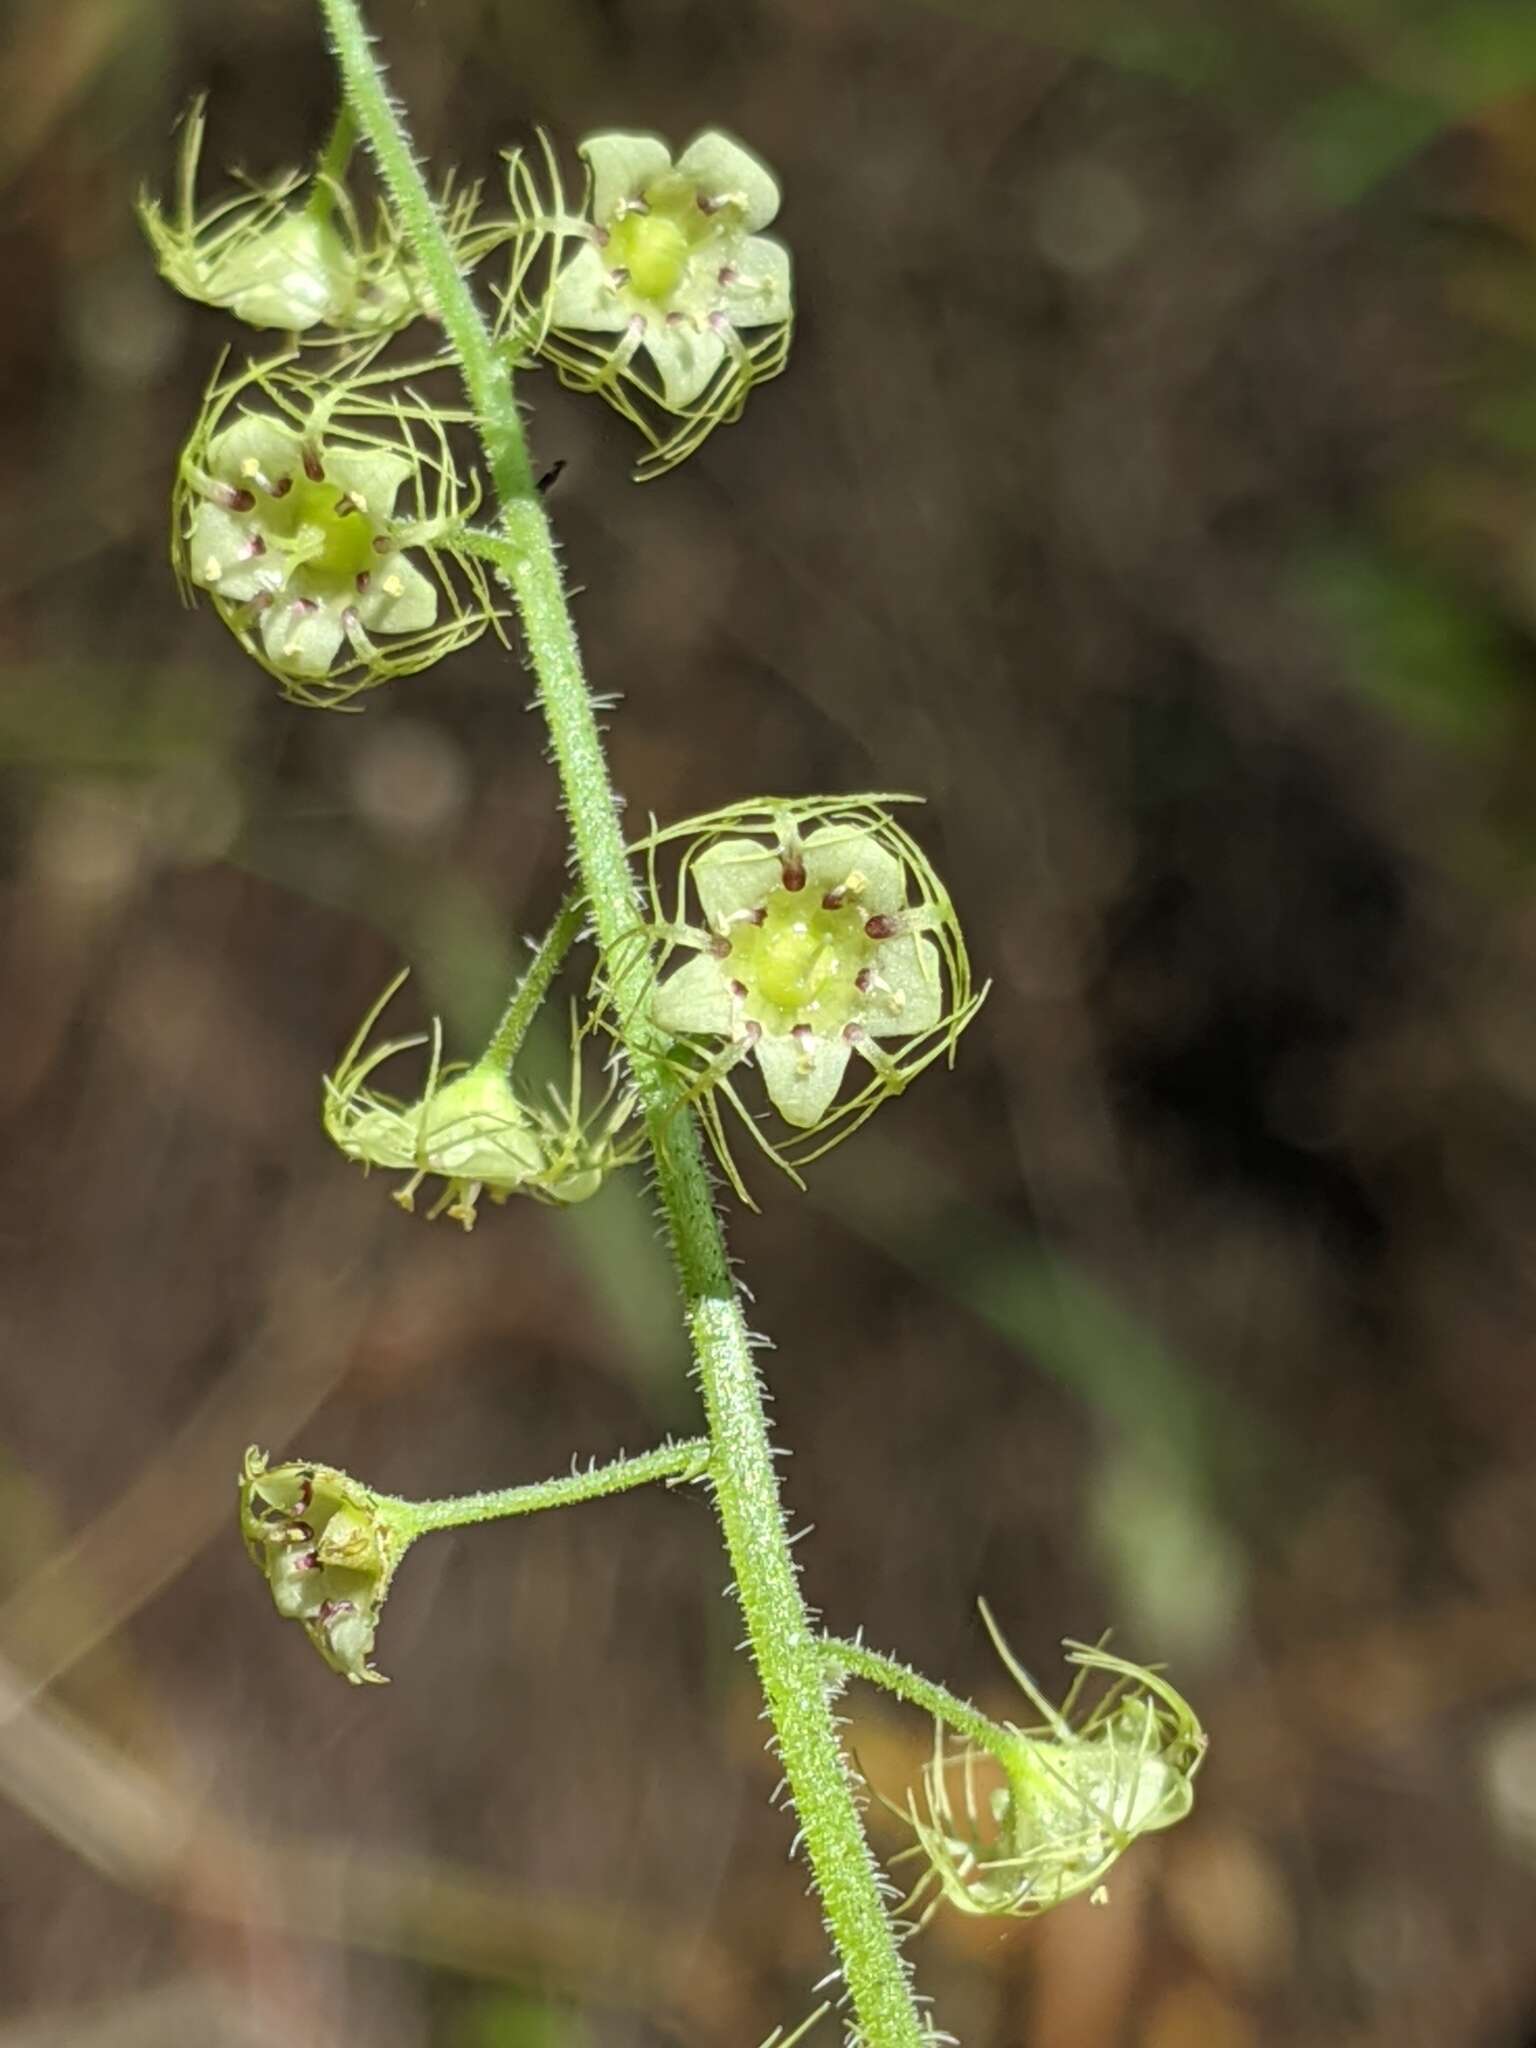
[640,798,982,1188]
[502,129,793,477]
[173,353,497,706]
[904,1628,1206,1921]
[323,971,641,1227]
[239,1448,407,1683]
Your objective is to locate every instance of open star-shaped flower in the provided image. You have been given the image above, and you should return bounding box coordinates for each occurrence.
[506,130,794,476]
[640,799,982,1187]
[174,355,496,707]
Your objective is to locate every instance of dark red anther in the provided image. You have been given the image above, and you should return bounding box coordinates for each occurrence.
[855,968,874,994]
[740,906,767,926]
[709,934,732,959]
[843,1022,866,1043]
[743,1019,762,1043]
[792,1024,813,1046]
[610,266,631,288]
[287,1521,315,1545]
[317,1598,353,1625]
[717,264,738,287]
[293,1551,318,1573]
[372,534,393,554]
[781,855,806,893]
[214,483,255,513]
[730,979,749,999]
[864,914,900,940]
[302,448,325,482]
[293,1478,313,1511]
[822,887,847,911]
[238,535,266,561]
[697,192,722,215]
[268,475,293,498]
[334,494,358,517]
[593,225,610,248]
[290,597,320,617]
[355,570,371,594]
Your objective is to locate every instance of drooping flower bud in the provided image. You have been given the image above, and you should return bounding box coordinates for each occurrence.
[501,129,793,478]
[173,352,498,706]
[323,971,641,1227]
[239,1448,409,1683]
[638,797,982,1191]
[903,1620,1206,1922]
[139,98,494,338]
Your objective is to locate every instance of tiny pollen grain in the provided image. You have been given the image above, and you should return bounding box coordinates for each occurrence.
[240,457,261,478]
[203,555,222,582]
[382,573,404,597]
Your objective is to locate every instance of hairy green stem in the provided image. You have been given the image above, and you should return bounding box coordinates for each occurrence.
[318,8,928,2038]
[821,1639,1017,1765]
[395,1439,709,1536]
[476,893,585,1074]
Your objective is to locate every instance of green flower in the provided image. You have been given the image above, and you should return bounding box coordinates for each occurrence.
[239,1448,407,1684]
[904,1618,1206,1923]
[139,98,491,338]
[638,798,982,1192]
[323,971,640,1228]
[174,354,496,707]
[503,130,793,477]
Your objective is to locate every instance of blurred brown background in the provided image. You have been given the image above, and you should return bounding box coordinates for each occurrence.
[5,0,1536,2042]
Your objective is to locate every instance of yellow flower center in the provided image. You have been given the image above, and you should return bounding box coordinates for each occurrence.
[609,209,692,302]
[729,890,876,1032]
[286,475,381,590]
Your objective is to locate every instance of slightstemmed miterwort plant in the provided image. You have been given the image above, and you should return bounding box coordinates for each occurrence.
[144,13,1205,2041]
